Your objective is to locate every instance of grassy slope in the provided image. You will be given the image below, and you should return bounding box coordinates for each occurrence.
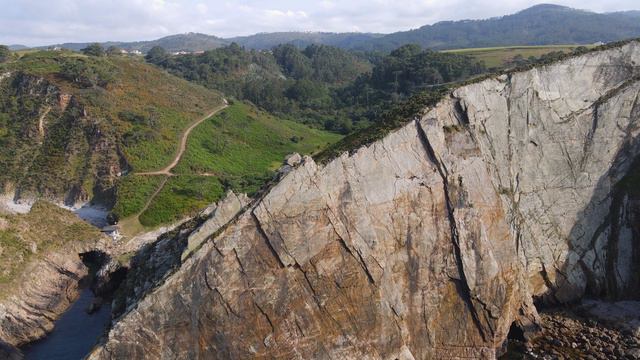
[2,51,341,230]
[0,202,102,296]
[134,102,341,227]
[103,57,224,171]
[442,45,593,68]
[0,50,223,180]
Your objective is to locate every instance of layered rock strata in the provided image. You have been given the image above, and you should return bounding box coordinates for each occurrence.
[89,42,640,359]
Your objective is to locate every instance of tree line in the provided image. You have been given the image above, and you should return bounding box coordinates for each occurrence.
[144,43,486,133]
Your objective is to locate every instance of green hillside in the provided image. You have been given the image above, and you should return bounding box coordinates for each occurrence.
[0,201,102,296]
[442,45,594,68]
[0,50,342,230]
[117,102,341,228]
[0,50,224,206]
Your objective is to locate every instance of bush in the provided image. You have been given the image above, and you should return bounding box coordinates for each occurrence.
[0,45,10,63]
[81,43,105,57]
[59,58,115,88]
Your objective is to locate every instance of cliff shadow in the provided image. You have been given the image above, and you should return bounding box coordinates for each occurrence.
[538,137,640,308]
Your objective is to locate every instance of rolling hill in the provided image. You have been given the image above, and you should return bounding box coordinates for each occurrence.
[0,51,340,230]
[361,4,640,51]
[28,5,640,54]
[41,33,227,53]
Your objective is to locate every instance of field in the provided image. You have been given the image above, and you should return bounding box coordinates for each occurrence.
[117,101,341,229]
[443,45,595,68]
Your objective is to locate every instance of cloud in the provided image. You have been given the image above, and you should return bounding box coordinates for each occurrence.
[0,0,638,46]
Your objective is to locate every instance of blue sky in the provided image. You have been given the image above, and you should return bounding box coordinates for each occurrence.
[1,0,638,46]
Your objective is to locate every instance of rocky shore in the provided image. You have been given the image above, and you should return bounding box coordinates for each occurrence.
[505,301,640,359]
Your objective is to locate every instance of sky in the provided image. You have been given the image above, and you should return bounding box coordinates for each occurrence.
[1,0,638,46]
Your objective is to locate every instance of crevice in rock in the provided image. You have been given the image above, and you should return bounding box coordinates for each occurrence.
[251,212,286,268]
[453,98,470,126]
[506,322,526,342]
[414,119,488,341]
[586,103,600,164]
[606,154,640,299]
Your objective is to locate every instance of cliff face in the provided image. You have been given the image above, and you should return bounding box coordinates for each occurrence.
[0,72,124,207]
[89,42,640,359]
[0,202,111,351]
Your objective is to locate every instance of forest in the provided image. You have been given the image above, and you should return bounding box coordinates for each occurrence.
[145,43,486,133]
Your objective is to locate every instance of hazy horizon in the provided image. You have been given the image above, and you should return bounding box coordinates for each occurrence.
[1,0,639,47]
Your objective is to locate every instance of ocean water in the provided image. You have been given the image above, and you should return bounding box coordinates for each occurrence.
[22,288,111,360]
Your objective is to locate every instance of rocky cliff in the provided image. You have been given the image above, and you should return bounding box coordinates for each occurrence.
[0,202,112,355]
[0,71,124,207]
[88,41,640,359]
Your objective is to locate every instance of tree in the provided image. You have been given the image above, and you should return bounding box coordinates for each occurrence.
[81,43,105,57]
[273,44,311,79]
[145,46,168,64]
[60,59,115,88]
[0,45,10,63]
[106,46,123,56]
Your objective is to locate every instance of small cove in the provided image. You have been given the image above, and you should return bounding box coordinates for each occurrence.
[21,288,111,360]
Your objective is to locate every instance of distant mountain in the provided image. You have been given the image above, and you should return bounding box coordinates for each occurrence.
[7,45,28,51]
[358,4,640,51]
[227,32,383,50]
[30,5,640,53]
[612,10,640,18]
[41,33,227,53]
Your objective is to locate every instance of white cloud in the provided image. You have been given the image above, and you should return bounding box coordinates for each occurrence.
[0,0,637,46]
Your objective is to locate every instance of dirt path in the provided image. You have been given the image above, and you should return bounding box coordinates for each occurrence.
[128,100,227,228]
[137,176,169,216]
[136,101,227,176]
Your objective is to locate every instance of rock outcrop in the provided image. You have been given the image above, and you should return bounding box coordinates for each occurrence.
[182,191,249,260]
[89,42,640,359]
[0,238,113,350]
[0,202,113,354]
[0,72,125,207]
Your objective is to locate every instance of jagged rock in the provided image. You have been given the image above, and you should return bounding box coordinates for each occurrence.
[181,191,249,260]
[0,240,112,348]
[284,153,303,167]
[89,42,640,359]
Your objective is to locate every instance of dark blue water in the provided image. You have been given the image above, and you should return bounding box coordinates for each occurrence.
[22,288,111,360]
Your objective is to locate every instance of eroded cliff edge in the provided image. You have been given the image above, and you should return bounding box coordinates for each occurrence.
[89,41,640,359]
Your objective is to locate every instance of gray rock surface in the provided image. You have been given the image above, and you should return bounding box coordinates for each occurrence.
[89,42,640,359]
[181,191,248,260]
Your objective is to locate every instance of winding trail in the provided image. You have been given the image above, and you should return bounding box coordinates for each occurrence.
[128,100,227,226]
[136,101,227,176]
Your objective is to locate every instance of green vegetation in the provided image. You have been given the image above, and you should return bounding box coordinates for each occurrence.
[443,45,594,69]
[0,202,102,295]
[81,43,105,57]
[138,175,224,227]
[110,175,165,220]
[0,50,228,229]
[0,49,345,230]
[60,56,116,87]
[148,43,483,133]
[345,4,640,52]
[0,45,10,63]
[134,102,341,227]
[174,102,340,176]
[148,42,371,133]
[315,88,448,164]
